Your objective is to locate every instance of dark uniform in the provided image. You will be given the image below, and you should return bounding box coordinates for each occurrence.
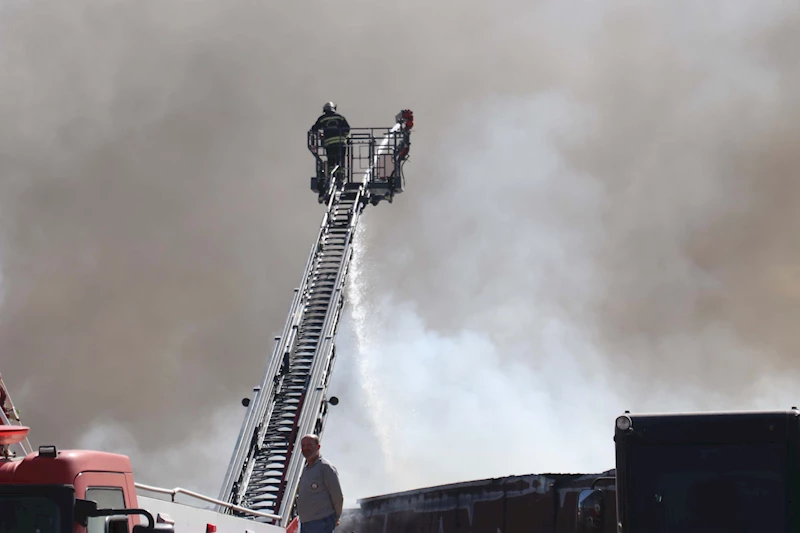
[310,102,350,180]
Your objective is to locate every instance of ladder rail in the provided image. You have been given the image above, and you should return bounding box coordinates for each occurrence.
[220,112,413,525]
[218,286,296,498]
[225,186,360,524]
[218,169,345,514]
[276,188,366,524]
[218,205,329,508]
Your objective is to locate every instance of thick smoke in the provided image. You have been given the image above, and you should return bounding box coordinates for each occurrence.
[1,0,799,505]
[360,1,800,402]
[325,0,800,500]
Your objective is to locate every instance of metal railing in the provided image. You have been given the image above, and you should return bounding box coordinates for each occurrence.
[136,482,281,523]
[217,158,346,514]
[307,126,411,188]
[217,112,413,525]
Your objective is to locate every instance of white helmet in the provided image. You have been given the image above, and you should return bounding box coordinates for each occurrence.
[323,102,336,113]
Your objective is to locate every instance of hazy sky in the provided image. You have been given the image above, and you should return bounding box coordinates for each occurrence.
[2,0,800,510]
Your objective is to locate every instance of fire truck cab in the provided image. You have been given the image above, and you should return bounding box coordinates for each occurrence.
[0,425,171,533]
[576,409,797,533]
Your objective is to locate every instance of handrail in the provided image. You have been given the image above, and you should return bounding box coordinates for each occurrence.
[276,163,373,521]
[220,115,412,524]
[273,126,397,521]
[135,482,281,522]
[218,155,339,509]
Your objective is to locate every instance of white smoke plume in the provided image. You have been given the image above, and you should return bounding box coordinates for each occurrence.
[1,0,800,509]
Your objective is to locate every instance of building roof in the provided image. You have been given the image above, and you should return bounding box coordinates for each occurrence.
[356,469,616,507]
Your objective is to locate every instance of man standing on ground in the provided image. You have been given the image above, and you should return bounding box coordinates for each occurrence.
[297,434,344,533]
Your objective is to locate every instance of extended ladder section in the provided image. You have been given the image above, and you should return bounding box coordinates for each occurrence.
[0,373,34,458]
[218,111,413,527]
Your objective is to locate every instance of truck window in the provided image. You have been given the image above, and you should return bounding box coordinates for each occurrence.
[85,487,126,533]
[0,495,61,533]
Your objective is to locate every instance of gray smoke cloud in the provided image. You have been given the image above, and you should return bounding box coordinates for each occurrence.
[360,0,800,399]
[322,0,800,501]
[1,0,799,507]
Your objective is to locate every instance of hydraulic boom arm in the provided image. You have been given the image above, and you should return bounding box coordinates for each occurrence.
[218,110,414,527]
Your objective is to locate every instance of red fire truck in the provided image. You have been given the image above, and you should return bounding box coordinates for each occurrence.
[0,424,290,533]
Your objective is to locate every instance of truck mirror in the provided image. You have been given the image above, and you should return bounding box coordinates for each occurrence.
[576,489,604,533]
[75,499,163,532]
[106,516,130,533]
[75,499,98,527]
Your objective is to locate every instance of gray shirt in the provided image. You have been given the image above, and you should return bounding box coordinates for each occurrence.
[296,456,344,523]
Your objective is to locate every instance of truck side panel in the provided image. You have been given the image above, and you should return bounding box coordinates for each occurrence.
[138,495,286,533]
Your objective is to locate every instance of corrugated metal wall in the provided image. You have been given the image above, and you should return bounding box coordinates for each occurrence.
[338,471,616,533]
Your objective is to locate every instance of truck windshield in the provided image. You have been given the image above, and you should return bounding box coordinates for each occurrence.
[0,495,62,533]
[626,441,786,533]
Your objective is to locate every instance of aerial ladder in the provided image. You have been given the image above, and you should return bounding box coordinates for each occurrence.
[217,109,414,527]
[0,373,34,459]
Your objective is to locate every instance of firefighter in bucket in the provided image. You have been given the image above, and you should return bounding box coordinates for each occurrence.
[309,102,351,200]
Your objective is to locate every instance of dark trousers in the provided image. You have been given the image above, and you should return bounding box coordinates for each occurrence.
[324,143,346,174]
[300,513,337,533]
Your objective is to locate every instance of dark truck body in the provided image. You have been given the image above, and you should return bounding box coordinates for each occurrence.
[610,409,800,533]
[338,471,617,533]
